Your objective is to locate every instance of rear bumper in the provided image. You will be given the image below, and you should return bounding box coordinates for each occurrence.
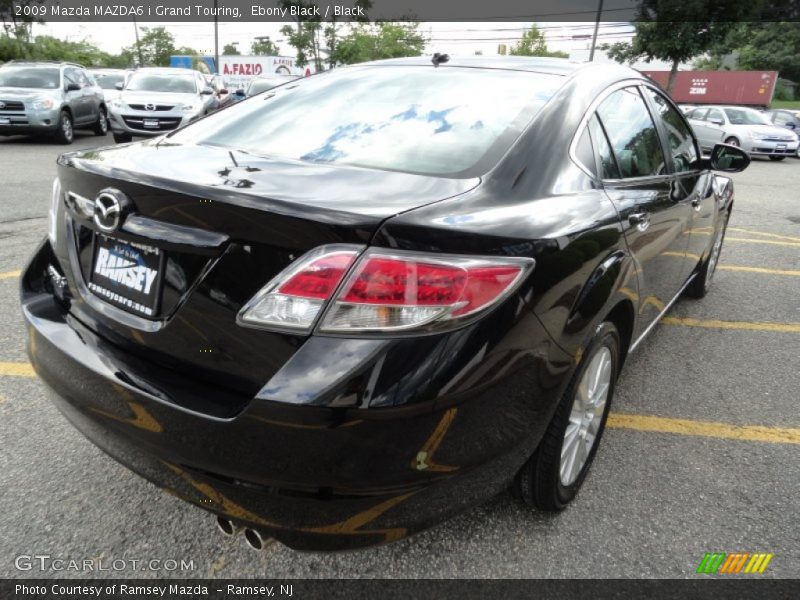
[22,239,569,550]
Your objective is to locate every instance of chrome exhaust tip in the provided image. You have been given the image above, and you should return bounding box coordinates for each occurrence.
[243,528,266,551]
[216,515,240,537]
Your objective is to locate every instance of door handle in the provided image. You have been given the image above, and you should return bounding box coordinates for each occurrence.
[691,194,702,210]
[628,211,650,231]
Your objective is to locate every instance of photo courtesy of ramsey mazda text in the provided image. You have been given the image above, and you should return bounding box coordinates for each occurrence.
[20,55,749,551]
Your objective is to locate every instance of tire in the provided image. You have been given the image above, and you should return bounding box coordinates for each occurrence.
[93,107,109,136]
[724,137,739,147]
[113,132,132,143]
[685,211,730,299]
[54,110,74,145]
[768,155,786,162]
[514,321,620,511]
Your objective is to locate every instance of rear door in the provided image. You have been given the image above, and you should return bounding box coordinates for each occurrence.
[591,86,693,338]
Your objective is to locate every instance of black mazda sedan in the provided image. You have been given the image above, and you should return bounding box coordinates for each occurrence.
[21,57,749,551]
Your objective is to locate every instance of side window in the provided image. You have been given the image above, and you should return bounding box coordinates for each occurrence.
[644,88,699,173]
[82,70,96,86]
[706,108,724,124]
[588,114,620,179]
[574,127,596,178]
[596,87,666,179]
[688,108,708,120]
[773,112,790,126]
[64,68,78,88]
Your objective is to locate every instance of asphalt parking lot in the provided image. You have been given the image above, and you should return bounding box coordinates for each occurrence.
[0,131,798,579]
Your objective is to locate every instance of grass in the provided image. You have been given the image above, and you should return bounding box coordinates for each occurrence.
[769,100,800,110]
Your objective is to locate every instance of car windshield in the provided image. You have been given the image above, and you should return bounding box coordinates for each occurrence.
[126,73,196,94]
[94,73,126,90]
[171,66,563,177]
[724,108,770,125]
[247,78,293,95]
[0,67,60,89]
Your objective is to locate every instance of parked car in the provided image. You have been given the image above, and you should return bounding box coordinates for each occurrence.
[233,73,299,101]
[763,109,800,158]
[22,57,749,552]
[90,68,132,104]
[686,104,798,160]
[0,60,108,144]
[107,67,215,143]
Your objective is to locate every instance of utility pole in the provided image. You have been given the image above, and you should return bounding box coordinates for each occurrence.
[588,0,604,62]
[213,0,220,74]
[132,15,143,66]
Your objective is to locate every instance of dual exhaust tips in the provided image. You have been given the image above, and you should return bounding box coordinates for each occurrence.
[216,515,268,551]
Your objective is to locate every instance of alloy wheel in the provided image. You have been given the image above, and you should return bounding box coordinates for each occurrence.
[62,114,73,141]
[559,346,612,486]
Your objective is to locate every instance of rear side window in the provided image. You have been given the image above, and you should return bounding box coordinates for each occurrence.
[588,114,619,179]
[773,112,791,126]
[706,108,724,123]
[688,108,708,120]
[596,87,666,178]
[170,65,564,178]
[644,88,698,172]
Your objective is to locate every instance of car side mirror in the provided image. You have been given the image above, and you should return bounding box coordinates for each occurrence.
[201,87,214,95]
[708,143,750,173]
[709,118,723,126]
[66,82,81,92]
[235,89,245,96]
[114,82,124,90]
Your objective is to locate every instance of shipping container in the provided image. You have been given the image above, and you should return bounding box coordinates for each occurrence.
[641,70,778,107]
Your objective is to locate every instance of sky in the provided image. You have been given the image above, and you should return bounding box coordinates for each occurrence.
[32,21,676,69]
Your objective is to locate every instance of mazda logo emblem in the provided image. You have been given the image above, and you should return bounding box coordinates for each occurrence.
[145,103,156,111]
[93,192,124,233]
[0,101,5,109]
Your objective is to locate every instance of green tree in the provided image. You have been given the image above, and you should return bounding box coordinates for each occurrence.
[122,26,176,67]
[509,25,567,58]
[695,23,800,83]
[279,0,323,70]
[601,0,753,93]
[251,36,280,55]
[330,22,426,66]
[222,43,239,55]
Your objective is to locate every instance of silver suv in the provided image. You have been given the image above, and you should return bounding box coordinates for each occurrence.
[108,67,215,143]
[0,61,108,144]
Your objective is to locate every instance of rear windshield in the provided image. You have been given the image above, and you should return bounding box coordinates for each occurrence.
[247,77,295,95]
[170,66,563,177]
[126,73,196,94]
[0,67,60,89]
[94,72,126,89]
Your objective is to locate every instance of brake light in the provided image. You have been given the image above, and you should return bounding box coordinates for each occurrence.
[237,245,362,331]
[238,246,534,334]
[320,250,534,333]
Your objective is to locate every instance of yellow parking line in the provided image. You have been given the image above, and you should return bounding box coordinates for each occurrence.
[0,362,35,377]
[717,265,800,277]
[725,237,800,249]
[607,413,800,445]
[727,228,800,243]
[662,317,800,333]
[0,270,21,281]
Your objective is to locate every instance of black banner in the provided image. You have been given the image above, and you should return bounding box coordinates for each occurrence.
[3,0,800,23]
[3,579,800,600]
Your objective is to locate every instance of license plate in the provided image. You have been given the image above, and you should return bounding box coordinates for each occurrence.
[89,235,164,318]
[0,117,10,125]
[143,118,159,129]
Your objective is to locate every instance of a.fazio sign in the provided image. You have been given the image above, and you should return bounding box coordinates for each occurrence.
[218,56,311,91]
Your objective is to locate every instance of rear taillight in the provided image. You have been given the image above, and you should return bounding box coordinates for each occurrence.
[238,246,534,334]
[237,245,362,332]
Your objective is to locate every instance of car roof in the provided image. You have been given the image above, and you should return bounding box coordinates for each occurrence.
[1,61,81,68]
[133,67,199,75]
[358,55,585,76]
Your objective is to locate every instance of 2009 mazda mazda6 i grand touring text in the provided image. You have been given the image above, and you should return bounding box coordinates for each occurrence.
[21,56,750,551]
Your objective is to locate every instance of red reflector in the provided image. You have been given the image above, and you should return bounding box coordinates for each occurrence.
[277,253,356,299]
[339,256,523,316]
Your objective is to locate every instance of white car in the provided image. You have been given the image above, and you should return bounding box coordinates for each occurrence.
[107,67,215,143]
[686,105,799,161]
